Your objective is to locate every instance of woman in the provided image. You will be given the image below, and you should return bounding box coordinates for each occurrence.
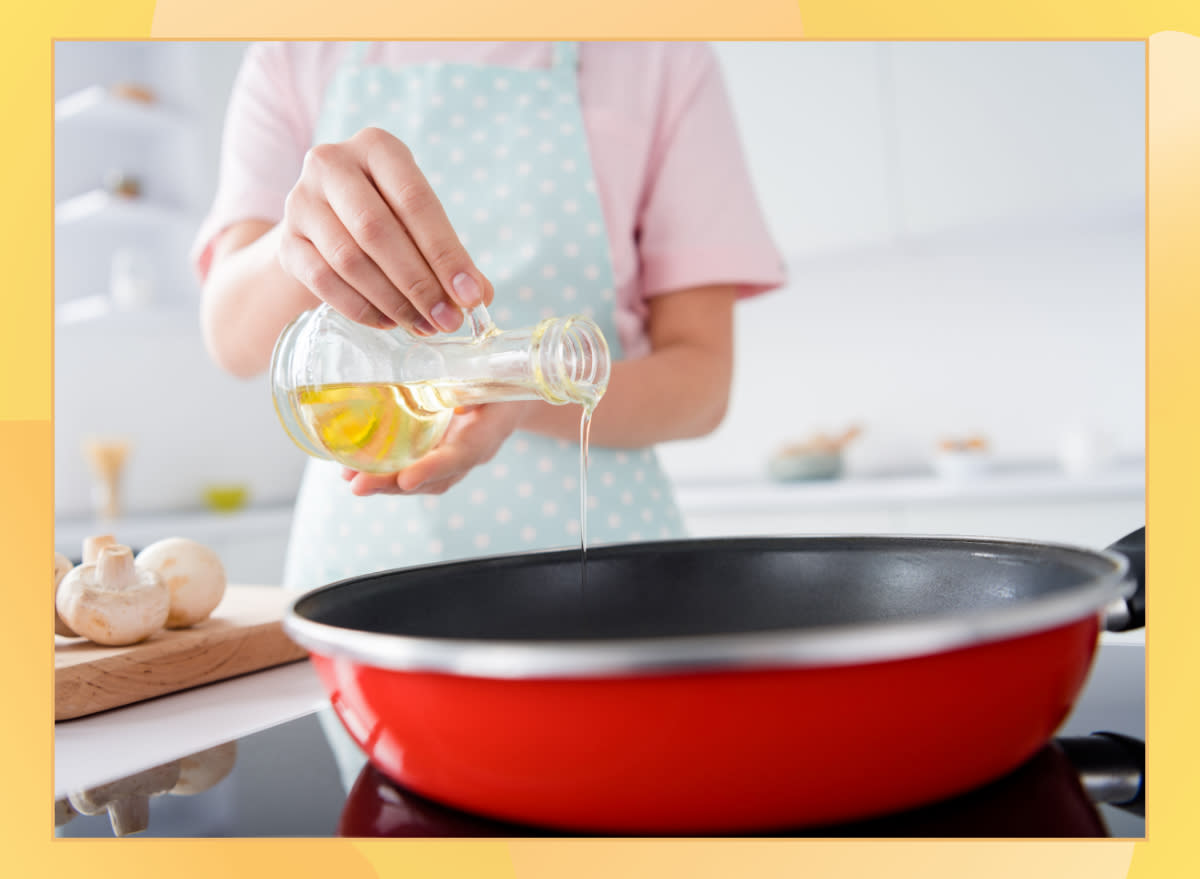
[195,40,784,787]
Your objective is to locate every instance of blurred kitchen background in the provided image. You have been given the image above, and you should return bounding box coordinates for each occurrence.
[53,41,1145,584]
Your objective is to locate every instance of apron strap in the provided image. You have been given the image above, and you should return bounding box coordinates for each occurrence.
[551,42,579,72]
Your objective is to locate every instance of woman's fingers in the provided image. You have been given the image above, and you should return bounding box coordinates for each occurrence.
[294,195,438,332]
[346,471,404,496]
[356,128,494,311]
[342,405,521,496]
[277,232,394,329]
[396,406,516,490]
[345,468,465,497]
[281,128,493,331]
[318,145,457,333]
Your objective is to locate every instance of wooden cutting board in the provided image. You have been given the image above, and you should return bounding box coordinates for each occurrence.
[55,585,310,722]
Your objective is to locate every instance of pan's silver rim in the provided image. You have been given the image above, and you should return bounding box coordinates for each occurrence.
[282,534,1133,679]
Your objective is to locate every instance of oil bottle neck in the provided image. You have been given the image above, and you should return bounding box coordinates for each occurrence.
[531,316,611,410]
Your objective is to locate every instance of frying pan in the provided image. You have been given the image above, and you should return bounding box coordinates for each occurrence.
[285,528,1145,833]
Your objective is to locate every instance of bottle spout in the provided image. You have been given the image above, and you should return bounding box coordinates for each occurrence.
[537,315,611,410]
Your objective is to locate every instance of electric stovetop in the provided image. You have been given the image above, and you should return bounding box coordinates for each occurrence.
[55,636,1145,839]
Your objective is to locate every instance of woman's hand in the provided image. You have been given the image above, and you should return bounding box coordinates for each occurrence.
[278,126,493,335]
[341,402,530,496]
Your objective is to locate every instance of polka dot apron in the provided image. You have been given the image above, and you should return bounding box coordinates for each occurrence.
[282,42,685,598]
[282,41,686,790]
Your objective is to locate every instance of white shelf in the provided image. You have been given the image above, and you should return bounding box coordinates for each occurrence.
[55,505,296,557]
[54,295,199,330]
[55,190,188,230]
[55,85,188,135]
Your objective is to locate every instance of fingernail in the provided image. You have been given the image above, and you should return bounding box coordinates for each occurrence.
[451,272,483,307]
[431,301,463,333]
[412,317,436,335]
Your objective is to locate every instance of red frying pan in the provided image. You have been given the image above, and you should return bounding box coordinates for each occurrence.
[285,529,1144,833]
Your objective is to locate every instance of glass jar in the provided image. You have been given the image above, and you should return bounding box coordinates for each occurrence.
[269,303,610,474]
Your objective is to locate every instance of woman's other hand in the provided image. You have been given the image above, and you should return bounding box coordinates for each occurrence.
[278,126,494,334]
[340,402,530,496]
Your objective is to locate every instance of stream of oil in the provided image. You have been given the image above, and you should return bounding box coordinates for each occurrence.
[578,405,594,592]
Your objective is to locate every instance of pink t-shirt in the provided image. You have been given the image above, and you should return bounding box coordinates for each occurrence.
[193,41,785,358]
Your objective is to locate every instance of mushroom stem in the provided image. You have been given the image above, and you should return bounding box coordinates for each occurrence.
[106,796,152,837]
[96,545,136,586]
[68,759,180,836]
[170,742,238,796]
[82,534,117,565]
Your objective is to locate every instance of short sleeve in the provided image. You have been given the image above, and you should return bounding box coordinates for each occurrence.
[636,45,786,300]
[190,42,313,281]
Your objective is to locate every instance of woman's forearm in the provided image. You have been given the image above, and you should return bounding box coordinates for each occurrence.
[518,285,737,449]
[201,221,320,378]
[519,350,730,448]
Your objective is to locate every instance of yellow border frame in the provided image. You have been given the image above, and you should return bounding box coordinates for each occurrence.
[9,2,1198,876]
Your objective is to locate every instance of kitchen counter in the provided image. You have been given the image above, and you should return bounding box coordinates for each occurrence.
[52,460,1145,547]
[672,460,1144,514]
[54,659,327,800]
[53,462,1146,809]
[672,461,1144,550]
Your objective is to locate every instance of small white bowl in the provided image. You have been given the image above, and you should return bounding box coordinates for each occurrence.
[931,450,993,480]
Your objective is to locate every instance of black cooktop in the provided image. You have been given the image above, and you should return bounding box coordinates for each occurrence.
[53,710,1144,838]
[56,634,1146,839]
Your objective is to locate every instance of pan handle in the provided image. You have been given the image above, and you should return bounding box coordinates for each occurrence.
[1057,733,1145,817]
[1104,527,1145,632]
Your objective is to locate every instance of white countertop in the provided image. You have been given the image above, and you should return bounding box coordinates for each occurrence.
[54,660,328,800]
[672,461,1144,514]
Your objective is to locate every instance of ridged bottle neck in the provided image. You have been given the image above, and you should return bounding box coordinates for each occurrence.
[531,316,611,410]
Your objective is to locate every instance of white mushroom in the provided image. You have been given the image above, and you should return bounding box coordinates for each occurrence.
[56,544,169,646]
[169,742,238,796]
[55,534,121,637]
[135,538,227,629]
[54,552,76,637]
[67,759,180,836]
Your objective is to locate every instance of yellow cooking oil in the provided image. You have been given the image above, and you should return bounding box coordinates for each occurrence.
[290,376,596,475]
[292,381,455,474]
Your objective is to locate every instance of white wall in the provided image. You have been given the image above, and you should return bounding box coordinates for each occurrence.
[55,42,307,519]
[53,41,1146,520]
[655,41,1145,483]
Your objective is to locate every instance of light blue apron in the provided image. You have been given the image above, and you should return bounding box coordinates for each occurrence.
[281,42,686,789]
